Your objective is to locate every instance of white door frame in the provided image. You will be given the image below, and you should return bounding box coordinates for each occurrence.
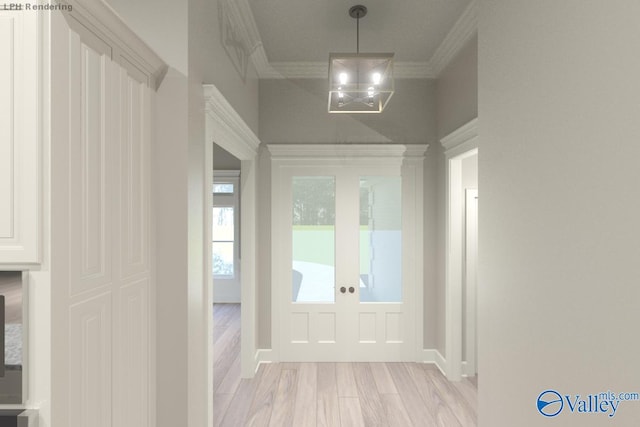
[463,188,478,376]
[203,85,260,423]
[268,144,427,362]
[441,118,478,381]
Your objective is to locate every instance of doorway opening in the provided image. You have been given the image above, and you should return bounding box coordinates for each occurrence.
[204,83,261,425]
[212,144,242,394]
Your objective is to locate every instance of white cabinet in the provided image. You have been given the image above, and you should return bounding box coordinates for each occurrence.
[0,9,40,264]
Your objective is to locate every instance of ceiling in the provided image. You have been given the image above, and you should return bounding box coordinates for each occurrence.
[240,0,476,78]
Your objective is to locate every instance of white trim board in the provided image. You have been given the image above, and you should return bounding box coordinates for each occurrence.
[204,85,260,160]
[60,0,167,89]
[254,349,274,373]
[440,118,478,382]
[204,84,260,378]
[441,118,479,155]
[421,349,448,378]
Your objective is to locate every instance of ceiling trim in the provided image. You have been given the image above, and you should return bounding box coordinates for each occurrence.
[440,118,478,156]
[256,61,435,79]
[240,0,477,80]
[267,144,429,161]
[429,0,478,76]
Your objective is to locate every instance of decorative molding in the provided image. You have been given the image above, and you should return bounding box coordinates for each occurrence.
[204,84,260,161]
[218,0,265,82]
[395,62,436,79]
[242,0,474,79]
[267,144,428,160]
[461,361,475,377]
[269,61,326,79]
[255,60,435,79]
[421,349,447,377]
[227,0,263,53]
[250,47,278,78]
[61,0,167,89]
[434,350,447,377]
[429,0,478,77]
[228,0,475,79]
[441,118,479,155]
[254,349,273,373]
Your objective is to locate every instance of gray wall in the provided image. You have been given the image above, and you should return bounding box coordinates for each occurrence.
[436,35,478,140]
[257,78,439,350]
[259,79,435,144]
[213,144,241,170]
[479,1,640,425]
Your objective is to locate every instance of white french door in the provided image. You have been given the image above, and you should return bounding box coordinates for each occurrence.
[271,145,425,362]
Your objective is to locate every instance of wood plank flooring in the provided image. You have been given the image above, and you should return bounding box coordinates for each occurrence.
[213,304,477,427]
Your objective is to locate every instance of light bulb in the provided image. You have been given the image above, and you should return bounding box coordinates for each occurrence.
[339,72,348,85]
[367,87,374,97]
[372,72,381,85]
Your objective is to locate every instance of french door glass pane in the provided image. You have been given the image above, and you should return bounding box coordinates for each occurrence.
[359,176,402,302]
[292,177,335,302]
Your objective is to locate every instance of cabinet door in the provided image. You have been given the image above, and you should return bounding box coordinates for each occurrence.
[0,9,39,264]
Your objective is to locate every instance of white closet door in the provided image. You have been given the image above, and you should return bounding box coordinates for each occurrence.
[51,12,153,427]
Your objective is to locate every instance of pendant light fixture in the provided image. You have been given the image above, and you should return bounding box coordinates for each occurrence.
[328,5,394,113]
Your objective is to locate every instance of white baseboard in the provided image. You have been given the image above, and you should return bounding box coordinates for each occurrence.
[461,361,476,377]
[253,349,273,374]
[421,349,447,377]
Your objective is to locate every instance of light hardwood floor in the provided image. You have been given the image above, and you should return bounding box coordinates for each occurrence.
[213,304,477,427]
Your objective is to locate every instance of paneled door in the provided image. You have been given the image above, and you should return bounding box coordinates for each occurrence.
[271,145,425,362]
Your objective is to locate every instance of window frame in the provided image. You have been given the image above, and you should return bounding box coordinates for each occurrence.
[212,170,240,280]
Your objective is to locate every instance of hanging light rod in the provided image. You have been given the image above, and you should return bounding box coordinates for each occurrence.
[328,5,394,113]
[348,5,367,54]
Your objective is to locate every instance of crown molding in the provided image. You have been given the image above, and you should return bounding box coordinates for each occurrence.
[61,0,167,89]
[250,48,278,78]
[221,0,262,53]
[239,0,476,80]
[440,118,478,155]
[255,60,435,79]
[267,144,428,160]
[204,84,260,160]
[429,0,478,77]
